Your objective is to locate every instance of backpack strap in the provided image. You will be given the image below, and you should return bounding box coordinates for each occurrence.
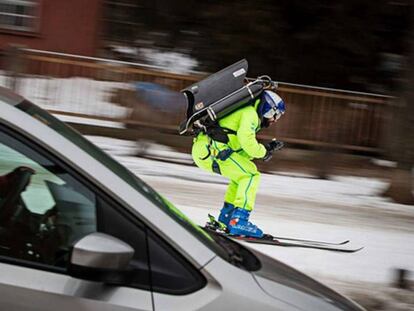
[205,123,237,144]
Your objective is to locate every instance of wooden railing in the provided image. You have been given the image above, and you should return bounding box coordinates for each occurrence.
[6,48,394,154]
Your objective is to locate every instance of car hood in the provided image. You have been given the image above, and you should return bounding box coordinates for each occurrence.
[250,249,364,311]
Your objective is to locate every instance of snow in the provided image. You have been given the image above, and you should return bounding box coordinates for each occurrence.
[88,136,414,289]
[138,48,199,74]
[108,45,199,74]
[109,45,199,74]
[57,114,125,129]
[1,74,131,119]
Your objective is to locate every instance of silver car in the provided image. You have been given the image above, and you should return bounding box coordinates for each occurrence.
[0,86,364,310]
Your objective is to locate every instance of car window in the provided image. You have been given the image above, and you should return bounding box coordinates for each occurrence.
[0,128,97,268]
[0,138,64,214]
[0,124,205,293]
[97,196,151,290]
[146,228,207,294]
[98,197,206,293]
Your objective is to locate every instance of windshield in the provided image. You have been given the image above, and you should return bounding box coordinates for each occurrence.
[14,100,240,260]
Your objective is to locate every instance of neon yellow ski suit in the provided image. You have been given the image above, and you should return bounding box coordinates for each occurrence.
[191,99,267,211]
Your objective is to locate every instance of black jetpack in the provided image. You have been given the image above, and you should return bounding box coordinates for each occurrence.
[179,59,277,136]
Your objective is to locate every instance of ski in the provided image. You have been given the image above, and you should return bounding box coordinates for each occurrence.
[229,235,363,253]
[205,214,363,253]
[270,236,349,246]
[206,214,349,246]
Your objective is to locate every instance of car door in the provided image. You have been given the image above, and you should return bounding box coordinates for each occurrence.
[0,124,153,311]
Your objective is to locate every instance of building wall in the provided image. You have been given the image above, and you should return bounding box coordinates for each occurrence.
[0,0,103,56]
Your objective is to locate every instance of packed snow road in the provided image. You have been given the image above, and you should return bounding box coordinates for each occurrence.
[89,136,414,292]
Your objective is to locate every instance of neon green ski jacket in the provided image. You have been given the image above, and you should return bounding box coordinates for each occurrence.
[217,99,267,159]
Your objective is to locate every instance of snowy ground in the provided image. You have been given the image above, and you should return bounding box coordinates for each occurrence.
[86,136,414,309]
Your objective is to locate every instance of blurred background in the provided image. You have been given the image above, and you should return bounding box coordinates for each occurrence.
[0,0,413,309]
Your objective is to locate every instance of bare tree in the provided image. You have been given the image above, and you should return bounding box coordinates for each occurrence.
[383,2,414,205]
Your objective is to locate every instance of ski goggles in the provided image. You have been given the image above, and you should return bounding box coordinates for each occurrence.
[263,107,284,120]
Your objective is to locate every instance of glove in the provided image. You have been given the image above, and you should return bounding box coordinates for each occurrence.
[263,140,284,162]
[265,140,284,152]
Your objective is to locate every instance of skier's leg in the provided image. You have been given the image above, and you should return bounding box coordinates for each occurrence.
[192,135,235,227]
[217,180,237,226]
[224,180,238,206]
[234,171,260,212]
[218,152,260,212]
[218,152,263,237]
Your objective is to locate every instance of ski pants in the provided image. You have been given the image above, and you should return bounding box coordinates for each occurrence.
[191,134,260,211]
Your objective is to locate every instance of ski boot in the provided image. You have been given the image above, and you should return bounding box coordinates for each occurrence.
[228,208,263,238]
[205,203,235,232]
[218,202,235,227]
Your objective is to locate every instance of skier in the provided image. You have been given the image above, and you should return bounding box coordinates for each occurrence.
[192,90,285,238]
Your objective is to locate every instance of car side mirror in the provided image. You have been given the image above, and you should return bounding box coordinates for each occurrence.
[68,232,134,284]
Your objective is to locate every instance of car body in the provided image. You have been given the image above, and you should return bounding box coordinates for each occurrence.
[0,86,364,310]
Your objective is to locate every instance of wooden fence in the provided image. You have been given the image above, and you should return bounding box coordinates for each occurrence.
[6,48,394,155]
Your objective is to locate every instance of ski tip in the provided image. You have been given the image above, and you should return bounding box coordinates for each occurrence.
[340,240,351,245]
[340,246,364,253]
[353,246,364,252]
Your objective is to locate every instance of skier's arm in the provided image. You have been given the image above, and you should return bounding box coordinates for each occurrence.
[237,109,267,159]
